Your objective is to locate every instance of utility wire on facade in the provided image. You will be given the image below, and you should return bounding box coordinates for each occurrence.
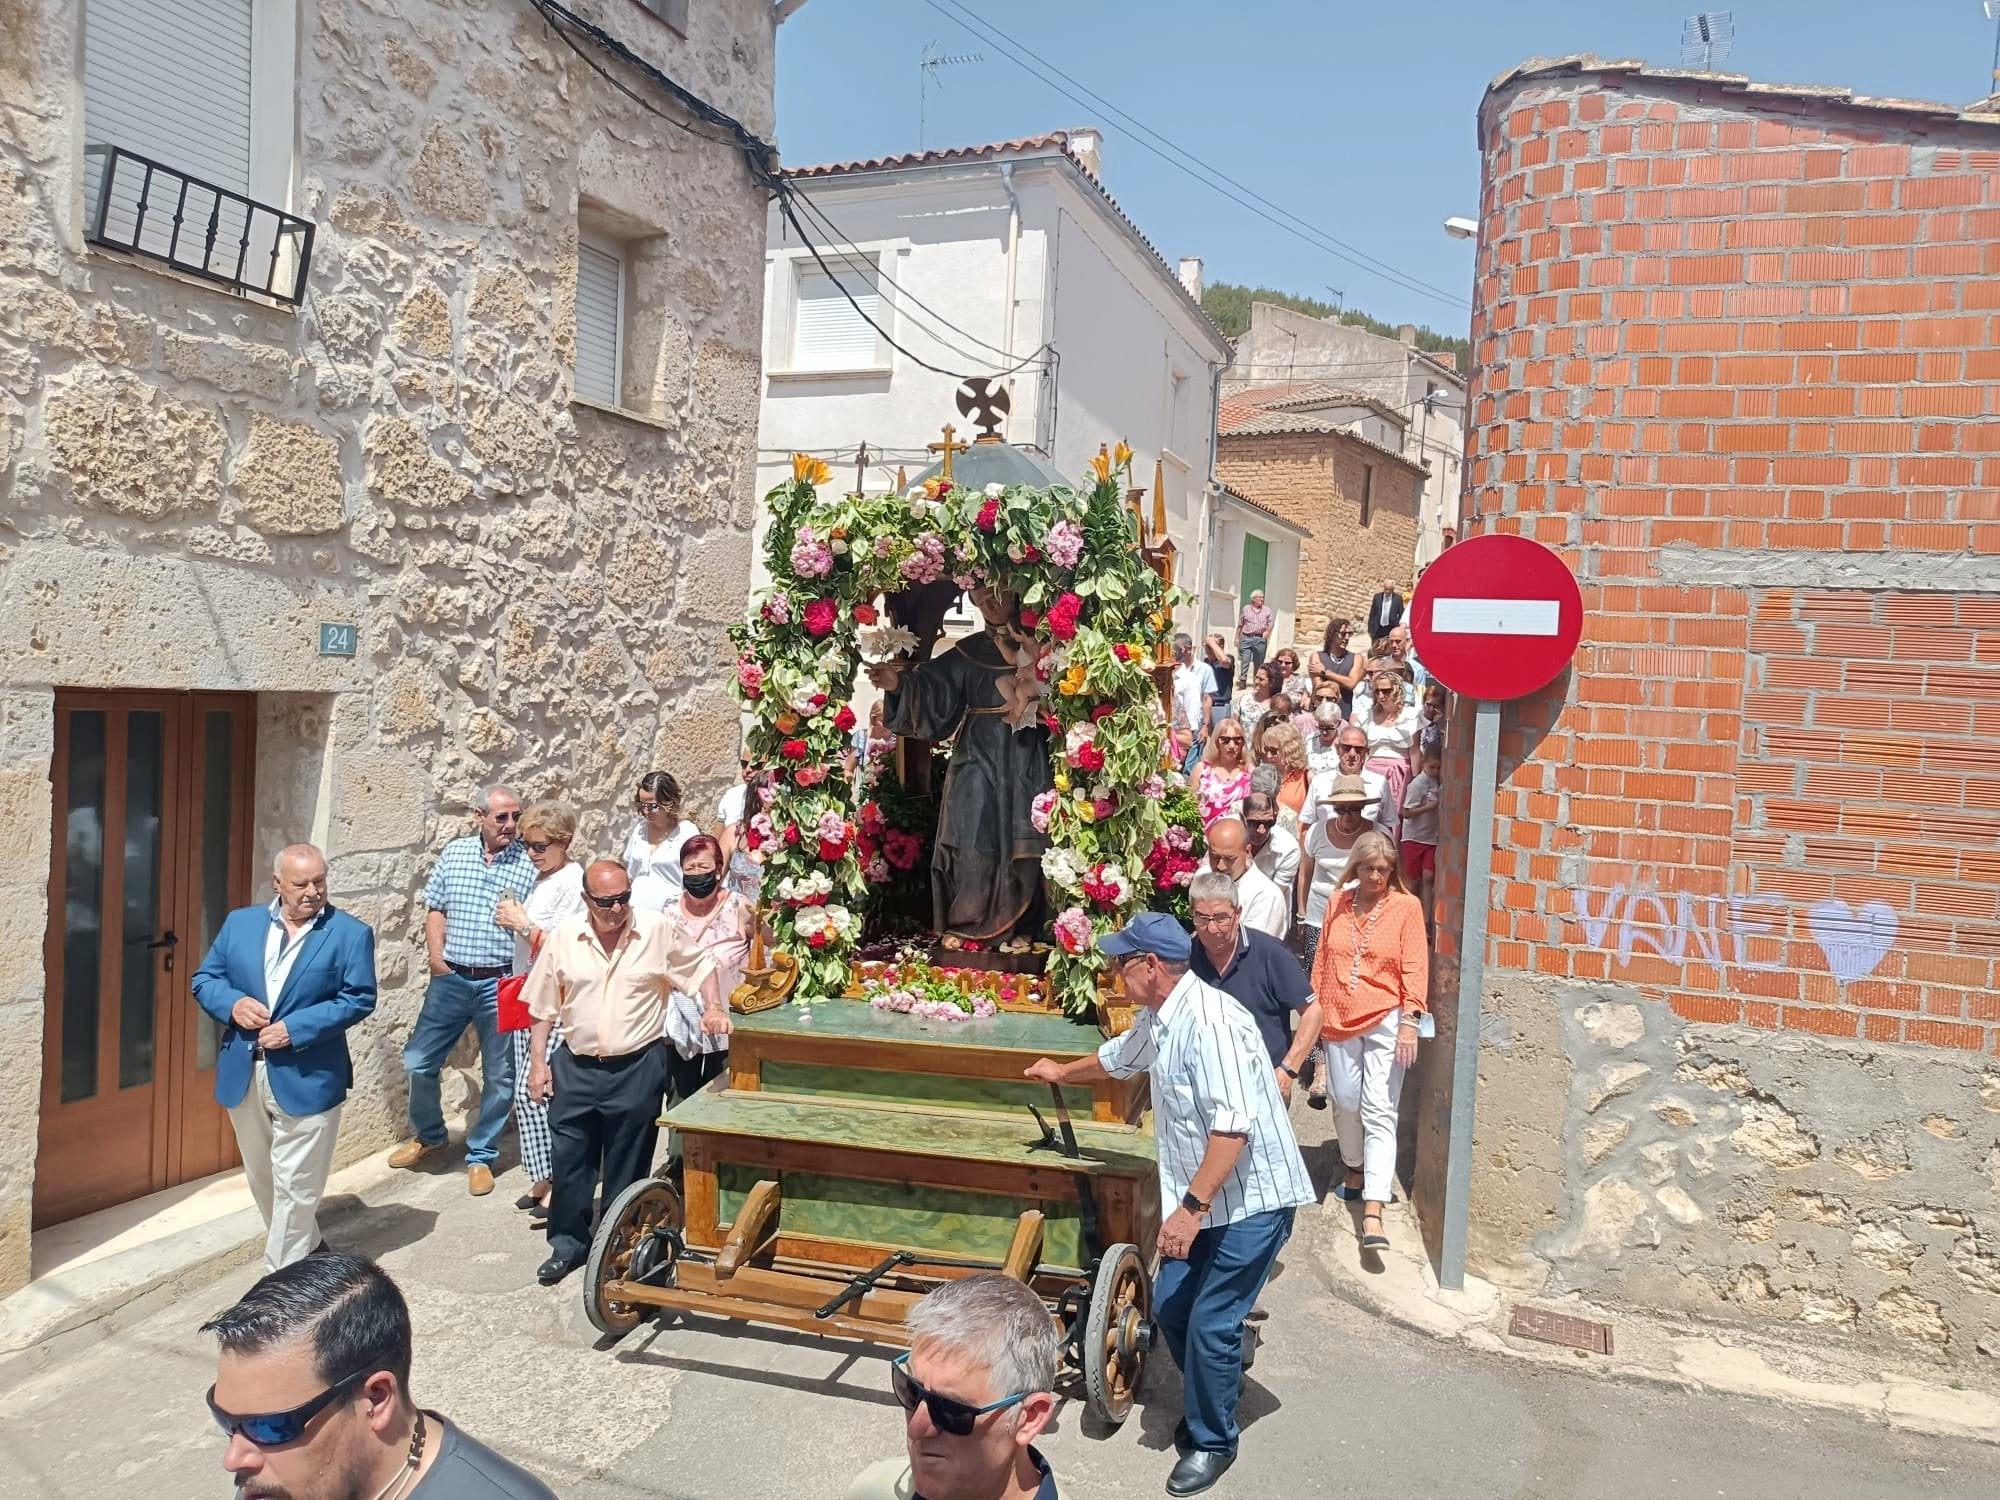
[920,0,1471,311]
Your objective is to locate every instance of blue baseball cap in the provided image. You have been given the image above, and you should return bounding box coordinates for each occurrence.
[1096,911,1192,963]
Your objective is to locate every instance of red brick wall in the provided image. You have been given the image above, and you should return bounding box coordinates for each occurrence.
[1218,431,1422,651]
[1442,77,2000,1054]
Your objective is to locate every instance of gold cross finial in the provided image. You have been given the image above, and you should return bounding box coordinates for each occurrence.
[927,422,970,479]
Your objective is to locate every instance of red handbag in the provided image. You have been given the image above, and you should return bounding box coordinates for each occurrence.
[496,974,532,1033]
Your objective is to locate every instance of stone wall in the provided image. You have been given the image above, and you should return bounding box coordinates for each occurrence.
[1411,63,2000,1383]
[0,0,773,1291]
[1217,429,1423,653]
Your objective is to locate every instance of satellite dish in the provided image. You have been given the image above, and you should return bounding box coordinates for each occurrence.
[1681,11,1735,69]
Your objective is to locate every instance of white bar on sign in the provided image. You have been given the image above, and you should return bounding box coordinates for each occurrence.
[1431,597,1561,636]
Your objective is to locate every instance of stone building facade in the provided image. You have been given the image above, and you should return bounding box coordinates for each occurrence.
[0,0,775,1292]
[1411,57,2000,1383]
[1217,395,1425,656]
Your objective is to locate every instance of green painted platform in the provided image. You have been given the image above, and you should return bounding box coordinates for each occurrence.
[734,998,1108,1057]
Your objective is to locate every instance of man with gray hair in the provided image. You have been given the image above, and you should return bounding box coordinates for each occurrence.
[1170,631,1211,771]
[846,1274,1060,1500]
[193,844,376,1269]
[391,785,536,1196]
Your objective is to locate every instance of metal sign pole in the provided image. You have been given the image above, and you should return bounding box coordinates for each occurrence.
[1437,694,1500,1292]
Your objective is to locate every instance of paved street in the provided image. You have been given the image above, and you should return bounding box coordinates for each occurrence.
[3,1110,1996,1500]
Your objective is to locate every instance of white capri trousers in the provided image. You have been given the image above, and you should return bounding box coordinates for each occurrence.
[1323,1010,1407,1204]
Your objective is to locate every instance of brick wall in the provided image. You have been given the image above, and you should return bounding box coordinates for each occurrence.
[1218,430,1422,653]
[1412,65,2000,1373]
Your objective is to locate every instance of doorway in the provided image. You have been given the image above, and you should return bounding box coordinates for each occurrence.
[35,690,257,1228]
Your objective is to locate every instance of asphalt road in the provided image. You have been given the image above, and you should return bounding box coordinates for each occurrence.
[2,1131,1994,1500]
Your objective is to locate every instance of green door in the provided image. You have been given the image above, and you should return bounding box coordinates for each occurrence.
[1239,534,1269,603]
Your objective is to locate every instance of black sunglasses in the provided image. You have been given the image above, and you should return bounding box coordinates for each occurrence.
[207,1367,369,1446]
[488,811,521,824]
[586,890,633,909]
[890,1354,1030,1437]
[523,840,554,854]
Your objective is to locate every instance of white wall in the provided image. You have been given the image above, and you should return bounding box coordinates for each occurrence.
[1206,511,1299,662]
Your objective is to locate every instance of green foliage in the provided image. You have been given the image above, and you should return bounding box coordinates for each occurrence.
[1202,281,1469,358]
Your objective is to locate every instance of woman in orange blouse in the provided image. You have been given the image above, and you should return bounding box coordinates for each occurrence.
[1309,831,1428,1252]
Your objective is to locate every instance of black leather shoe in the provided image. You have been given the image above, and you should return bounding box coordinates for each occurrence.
[537,1256,582,1286]
[1173,1419,1194,1454]
[1166,1449,1236,1496]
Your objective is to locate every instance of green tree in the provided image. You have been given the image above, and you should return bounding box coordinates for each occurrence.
[1202,281,1468,358]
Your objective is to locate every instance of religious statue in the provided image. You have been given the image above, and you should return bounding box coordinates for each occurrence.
[866,586,1052,943]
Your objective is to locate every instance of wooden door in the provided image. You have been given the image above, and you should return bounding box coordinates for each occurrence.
[35,691,255,1228]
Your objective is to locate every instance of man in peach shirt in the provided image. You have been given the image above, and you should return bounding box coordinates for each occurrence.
[521,860,729,1285]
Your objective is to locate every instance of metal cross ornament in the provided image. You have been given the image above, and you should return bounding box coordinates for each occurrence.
[926,423,969,479]
[955,377,1011,441]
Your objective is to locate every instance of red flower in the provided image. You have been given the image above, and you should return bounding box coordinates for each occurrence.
[817,837,847,863]
[1047,592,1083,642]
[1113,642,1133,662]
[975,499,1000,532]
[783,823,802,845]
[806,931,829,949]
[1091,703,1117,722]
[803,598,838,638]
[1075,742,1105,773]
[779,738,809,762]
[1022,545,1041,562]
[884,829,923,870]
[853,602,878,625]
[834,705,857,732]
[1018,607,1040,629]
[795,765,826,787]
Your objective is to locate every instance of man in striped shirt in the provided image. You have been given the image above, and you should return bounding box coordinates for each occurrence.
[1026,913,1311,1497]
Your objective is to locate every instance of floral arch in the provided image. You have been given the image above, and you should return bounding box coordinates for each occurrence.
[729,449,1184,1016]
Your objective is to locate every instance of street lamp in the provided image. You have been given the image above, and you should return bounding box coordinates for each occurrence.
[1442,216,1478,240]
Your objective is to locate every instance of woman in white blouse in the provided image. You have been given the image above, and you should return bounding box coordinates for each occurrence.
[1361,670,1421,841]
[624,771,700,911]
[492,800,586,1220]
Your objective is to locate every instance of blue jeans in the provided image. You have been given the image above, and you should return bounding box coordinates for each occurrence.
[1152,1207,1294,1454]
[1237,635,1267,688]
[403,971,515,1167]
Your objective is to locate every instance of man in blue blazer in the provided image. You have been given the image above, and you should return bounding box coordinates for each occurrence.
[193,843,377,1271]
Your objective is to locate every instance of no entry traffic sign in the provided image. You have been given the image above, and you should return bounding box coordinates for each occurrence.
[1409,533,1583,702]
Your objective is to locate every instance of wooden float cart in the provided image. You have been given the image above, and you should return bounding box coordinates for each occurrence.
[582,994,1159,1425]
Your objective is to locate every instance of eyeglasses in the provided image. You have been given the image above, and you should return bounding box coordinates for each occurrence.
[488,811,521,825]
[635,798,663,812]
[1190,910,1237,928]
[523,840,554,854]
[206,1368,369,1446]
[1338,744,1367,756]
[586,890,633,910]
[1216,734,1244,745]
[1244,817,1276,831]
[890,1355,1032,1436]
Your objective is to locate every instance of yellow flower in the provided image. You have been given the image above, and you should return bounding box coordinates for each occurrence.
[792,453,832,488]
[1088,449,1113,483]
[1053,770,1071,792]
[1058,663,1088,696]
[1113,440,1133,469]
[922,477,947,500]
[1078,802,1097,824]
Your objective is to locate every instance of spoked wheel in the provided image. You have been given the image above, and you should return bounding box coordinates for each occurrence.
[584,1176,685,1338]
[1082,1243,1151,1424]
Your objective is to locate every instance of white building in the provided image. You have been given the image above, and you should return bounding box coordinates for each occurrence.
[753,131,1233,627]
[1225,301,1468,567]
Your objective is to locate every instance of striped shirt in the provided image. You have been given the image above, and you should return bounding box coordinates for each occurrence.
[421,835,537,968]
[1096,972,1313,1227]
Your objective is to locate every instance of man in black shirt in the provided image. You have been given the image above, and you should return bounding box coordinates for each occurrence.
[202,1252,559,1499]
[1186,871,1321,1105]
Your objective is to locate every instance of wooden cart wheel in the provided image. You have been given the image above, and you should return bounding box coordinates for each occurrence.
[584,1175,685,1338]
[1082,1243,1150,1425]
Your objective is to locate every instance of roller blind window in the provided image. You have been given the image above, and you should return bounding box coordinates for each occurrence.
[83,0,260,275]
[575,241,625,407]
[793,263,884,373]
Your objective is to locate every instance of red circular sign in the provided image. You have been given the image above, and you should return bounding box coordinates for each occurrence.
[1409,534,1582,701]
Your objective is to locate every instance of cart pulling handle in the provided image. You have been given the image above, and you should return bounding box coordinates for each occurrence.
[1028,1087,1083,1161]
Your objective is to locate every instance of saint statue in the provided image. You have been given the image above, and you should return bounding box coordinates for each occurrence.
[867,587,1052,943]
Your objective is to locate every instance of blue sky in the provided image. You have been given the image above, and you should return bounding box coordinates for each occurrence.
[774,0,1997,337]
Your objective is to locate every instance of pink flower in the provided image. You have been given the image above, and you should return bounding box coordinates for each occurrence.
[803,598,838,637]
[1092,797,1116,820]
[1045,520,1084,569]
[865,855,891,883]
[1053,906,1095,955]
[736,658,765,697]
[790,528,834,578]
[763,591,792,625]
[883,829,923,870]
[1140,775,1166,800]
[1030,788,1058,833]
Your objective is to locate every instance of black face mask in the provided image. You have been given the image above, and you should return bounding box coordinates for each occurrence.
[682,872,721,900]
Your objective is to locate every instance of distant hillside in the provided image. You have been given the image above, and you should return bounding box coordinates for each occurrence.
[1202,281,1469,358]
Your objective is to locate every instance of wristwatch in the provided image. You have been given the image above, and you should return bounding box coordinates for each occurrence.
[1278,1063,1300,1080]
[1181,1190,1211,1215]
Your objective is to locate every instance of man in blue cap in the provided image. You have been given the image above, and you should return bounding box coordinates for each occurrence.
[1026,913,1312,1496]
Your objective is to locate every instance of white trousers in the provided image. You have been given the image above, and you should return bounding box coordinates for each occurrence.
[227,1061,343,1272]
[1324,1011,1406,1204]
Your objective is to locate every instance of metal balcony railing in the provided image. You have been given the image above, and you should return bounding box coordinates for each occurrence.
[83,144,314,305]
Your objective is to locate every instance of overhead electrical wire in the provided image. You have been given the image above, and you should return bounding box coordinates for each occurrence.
[919,0,1471,312]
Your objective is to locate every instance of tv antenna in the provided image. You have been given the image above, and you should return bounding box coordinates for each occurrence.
[1323,285,1345,314]
[1680,11,1734,70]
[919,41,982,149]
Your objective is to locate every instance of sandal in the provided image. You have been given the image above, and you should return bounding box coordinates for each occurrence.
[1332,1177,1363,1202]
[1360,1211,1390,1252]
[1307,1087,1328,1112]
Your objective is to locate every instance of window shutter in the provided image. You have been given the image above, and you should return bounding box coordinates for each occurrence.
[575,243,624,406]
[793,266,882,372]
[84,0,256,271]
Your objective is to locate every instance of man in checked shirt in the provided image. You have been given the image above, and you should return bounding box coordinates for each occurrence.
[1026,913,1312,1497]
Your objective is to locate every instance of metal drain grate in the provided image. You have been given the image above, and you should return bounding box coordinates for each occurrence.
[1508,1305,1614,1355]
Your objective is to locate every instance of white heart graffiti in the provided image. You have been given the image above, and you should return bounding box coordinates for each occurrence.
[1807,899,1900,987]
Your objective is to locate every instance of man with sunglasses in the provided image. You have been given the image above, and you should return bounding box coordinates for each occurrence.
[1025,914,1311,1496]
[202,1250,556,1498]
[1301,726,1390,838]
[392,785,537,1197]
[846,1274,1059,1500]
[520,860,728,1285]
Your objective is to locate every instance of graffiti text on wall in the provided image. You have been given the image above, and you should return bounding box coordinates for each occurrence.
[1573,878,1900,985]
